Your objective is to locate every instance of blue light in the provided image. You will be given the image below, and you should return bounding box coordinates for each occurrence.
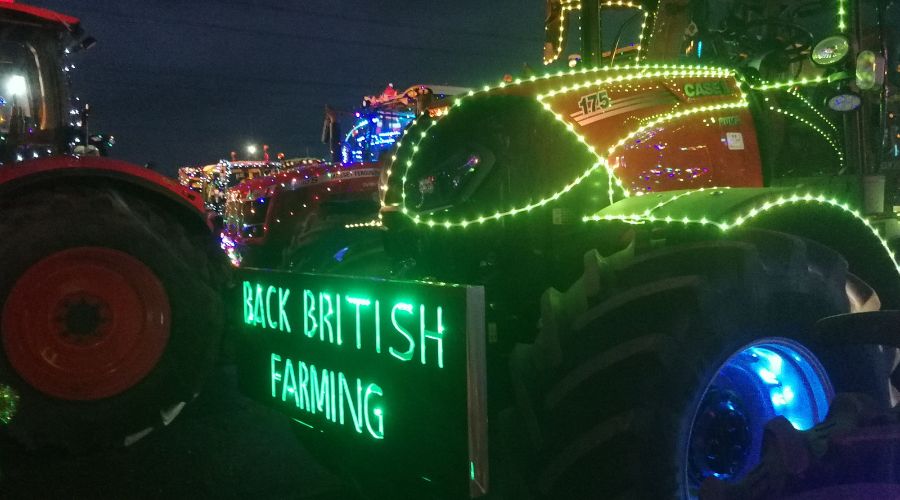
[687,339,832,492]
[697,40,703,58]
[333,246,350,262]
[756,367,779,385]
[341,109,415,166]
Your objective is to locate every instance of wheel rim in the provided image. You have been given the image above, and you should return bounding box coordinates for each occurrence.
[2,247,171,400]
[685,338,833,494]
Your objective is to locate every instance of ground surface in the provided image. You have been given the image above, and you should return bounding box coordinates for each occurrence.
[1,364,345,499]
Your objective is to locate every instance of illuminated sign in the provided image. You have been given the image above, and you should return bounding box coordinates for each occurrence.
[234,269,487,498]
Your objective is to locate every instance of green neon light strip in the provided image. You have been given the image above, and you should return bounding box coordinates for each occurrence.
[344,219,383,229]
[545,0,581,65]
[384,64,747,228]
[838,0,848,32]
[377,64,852,229]
[291,417,315,430]
[766,104,844,167]
[381,62,737,210]
[545,1,650,65]
[747,76,829,92]
[395,111,611,227]
[786,88,839,134]
[584,190,900,276]
[535,97,746,205]
[640,186,731,215]
[599,1,649,64]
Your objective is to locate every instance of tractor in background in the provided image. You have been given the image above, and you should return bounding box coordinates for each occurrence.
[221,84,465,268]
[0,2,224,453]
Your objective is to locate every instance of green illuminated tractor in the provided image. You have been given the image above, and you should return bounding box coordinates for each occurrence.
[235,0,900,498]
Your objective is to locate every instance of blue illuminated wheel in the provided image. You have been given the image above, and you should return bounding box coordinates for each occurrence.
[505,229,894,499]
[686,339,833,490]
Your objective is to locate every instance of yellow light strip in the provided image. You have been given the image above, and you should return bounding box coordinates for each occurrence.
[545,0,582,65]
[386,66,746,228]
[749,76,829,92]
[379,64,760,228]
[639,186,732,216]
[767,104,844,167]
[601,1,649,64]
[838,0,848,32]
[345,219,383,229]
[545,1,650,65]
[381,64,735,214]
[786,88,839,134]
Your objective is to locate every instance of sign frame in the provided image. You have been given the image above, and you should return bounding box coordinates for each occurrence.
[233,268,488,497]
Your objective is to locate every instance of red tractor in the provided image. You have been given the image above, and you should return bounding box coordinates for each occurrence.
[0,3,223,452]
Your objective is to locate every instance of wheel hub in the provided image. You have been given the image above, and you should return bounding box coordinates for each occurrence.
[58,294,110,340]
[2,247,171,401]
[690,390,753,479]
[685,339,833,495]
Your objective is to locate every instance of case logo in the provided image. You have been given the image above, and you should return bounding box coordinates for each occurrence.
[683,81,730,98]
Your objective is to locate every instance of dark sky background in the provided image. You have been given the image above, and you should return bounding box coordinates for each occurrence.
[29,1,544,177]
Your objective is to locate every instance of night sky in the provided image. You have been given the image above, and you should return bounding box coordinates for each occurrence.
[29,1,544,176]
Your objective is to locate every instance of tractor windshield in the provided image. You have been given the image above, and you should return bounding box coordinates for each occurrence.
[341,109,415,165]
[645,0,834,79]
[0,35,65,164]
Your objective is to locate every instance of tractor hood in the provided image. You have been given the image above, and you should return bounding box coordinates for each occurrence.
[384,64,762,230]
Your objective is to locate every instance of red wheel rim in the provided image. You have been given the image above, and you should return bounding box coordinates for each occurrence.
[2,247,171,400]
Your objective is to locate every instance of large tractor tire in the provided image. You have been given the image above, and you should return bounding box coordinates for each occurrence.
[0,184,223,452]
[506,229,893,499]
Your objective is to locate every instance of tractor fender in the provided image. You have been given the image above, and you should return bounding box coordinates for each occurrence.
[0,156,211,233]
[591,187,900,307]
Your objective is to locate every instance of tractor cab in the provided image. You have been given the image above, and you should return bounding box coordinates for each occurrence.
[546,0,900,214]
[0,2,93,165]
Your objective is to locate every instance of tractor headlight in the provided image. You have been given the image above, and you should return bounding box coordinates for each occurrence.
[811,36,850,66]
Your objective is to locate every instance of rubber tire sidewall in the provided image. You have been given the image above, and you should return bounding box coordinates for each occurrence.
[0,186,222,452]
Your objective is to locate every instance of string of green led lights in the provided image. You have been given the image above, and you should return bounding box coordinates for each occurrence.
[380,61,858,231]
[585,189,900,276]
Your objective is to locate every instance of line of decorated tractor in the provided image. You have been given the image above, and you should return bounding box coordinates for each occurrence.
[224,0,900,498]
[2,0,900,498]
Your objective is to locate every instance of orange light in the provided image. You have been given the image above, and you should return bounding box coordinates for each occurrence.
[428,106,450,118]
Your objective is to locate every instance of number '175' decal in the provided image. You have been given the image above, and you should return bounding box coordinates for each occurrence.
[577,90,612,115]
